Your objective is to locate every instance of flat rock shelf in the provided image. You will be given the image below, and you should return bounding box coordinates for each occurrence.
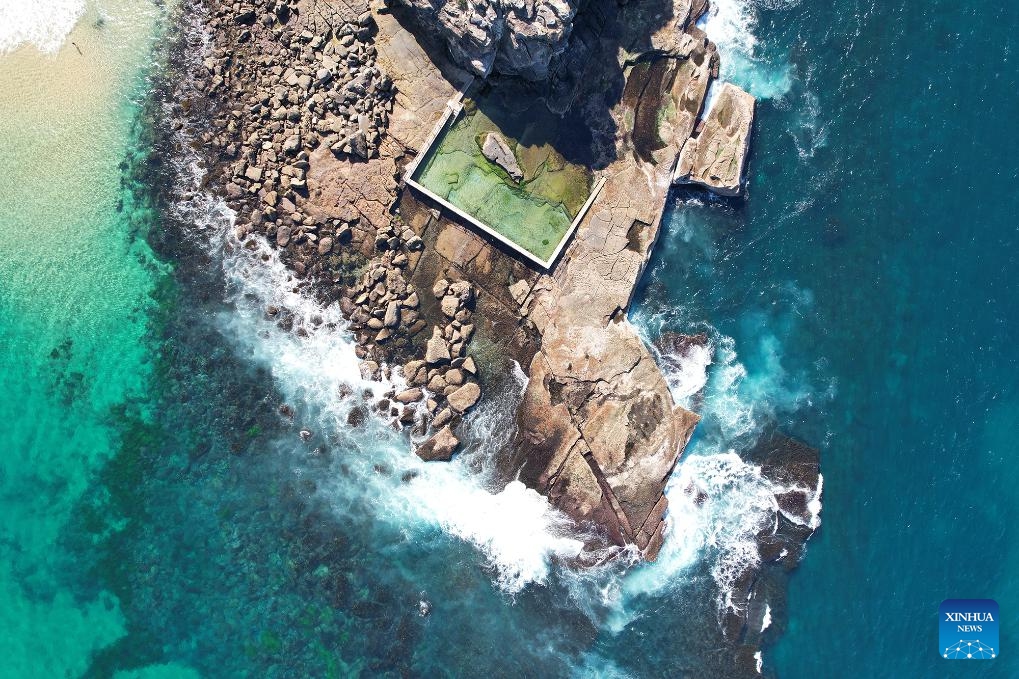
[407,88,601,268]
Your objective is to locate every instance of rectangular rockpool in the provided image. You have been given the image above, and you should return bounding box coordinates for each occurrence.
[409,92,596,265]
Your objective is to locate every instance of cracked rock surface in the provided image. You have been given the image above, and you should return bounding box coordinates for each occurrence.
[675,82,756,196]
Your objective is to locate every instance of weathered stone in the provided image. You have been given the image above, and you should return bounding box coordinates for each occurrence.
[396,387,423,403]
[391,0,577,80]
[415,425,459,461]
[432,278,449,298]
[440,294,459,318]
[404,359,425,378]
[432,407,453,429]
[447,280,472,301]
[317,237,333,255]
[276,225,292,247]
[384,300,400,327]
[509,278,530,306]
[424,327,450,364]
[283,134,302,156]
[447,382,481,413]
[674,83,755,197]
[481,132,522,181]
[426,373,447,392]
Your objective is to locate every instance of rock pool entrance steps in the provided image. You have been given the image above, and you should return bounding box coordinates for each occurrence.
[370,1,730,559]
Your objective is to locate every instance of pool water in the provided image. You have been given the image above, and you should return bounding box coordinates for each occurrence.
[412,95,593,262]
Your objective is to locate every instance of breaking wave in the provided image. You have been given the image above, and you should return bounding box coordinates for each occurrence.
[206,211,588,595]
[626,210,824,629]
[0,0,85,53]
[701,0,795,100]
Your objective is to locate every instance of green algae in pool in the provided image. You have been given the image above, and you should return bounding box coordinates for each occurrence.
[412,96,593,262]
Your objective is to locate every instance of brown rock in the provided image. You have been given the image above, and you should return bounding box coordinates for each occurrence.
[426,373,447,392]
[440,295,460,317]
[424,327,450,364]
[415,425,459,462]
[447,382,481,413]
[384,300,400,327]
[396,387,423,404]
[675,83,755,196]
[276,225,292,247]
[432,407,453,428]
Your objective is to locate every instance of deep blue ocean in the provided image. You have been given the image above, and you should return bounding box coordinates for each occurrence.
[0,0,1016,677]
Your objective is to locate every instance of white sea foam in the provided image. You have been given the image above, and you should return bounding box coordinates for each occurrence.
[162,45,588,594]
[407,476,585,592]
[702,0,794,100]
[213,227,588,594]
[0,0,85,54]
[605,451,781,631]
[760,603,772,632]
[662,339,713,406]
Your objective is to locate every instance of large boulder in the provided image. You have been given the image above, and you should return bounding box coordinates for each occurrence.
[674,83,756,196]
[447,381,481,413]
[392,0,577,79]
[415,425,460,461]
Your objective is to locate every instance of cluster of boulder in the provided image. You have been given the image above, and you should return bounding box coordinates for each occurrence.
[343,229,483,457]
[197,0,394,226]
[190,0,484,459]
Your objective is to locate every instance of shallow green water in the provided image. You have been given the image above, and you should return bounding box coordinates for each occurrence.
[0,2,168,675]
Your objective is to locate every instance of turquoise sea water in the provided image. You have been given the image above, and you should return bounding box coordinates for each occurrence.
[1,0,1017,677]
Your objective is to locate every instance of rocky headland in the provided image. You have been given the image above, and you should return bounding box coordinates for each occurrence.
[179,0,818,647]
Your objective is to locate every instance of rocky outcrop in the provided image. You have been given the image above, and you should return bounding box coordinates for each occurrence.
[372,0,726,560]
[184,0,487,463]
[185,0,818,666]
[190,0,770,569]
[390,0,576,79]
[481,132,522,181]
[674,82,756,196]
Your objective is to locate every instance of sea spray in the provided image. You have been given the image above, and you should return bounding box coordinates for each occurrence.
[701,0,795,100]
[215,225,588,594]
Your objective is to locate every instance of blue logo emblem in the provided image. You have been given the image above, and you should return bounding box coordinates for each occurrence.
[940,599,998,659]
